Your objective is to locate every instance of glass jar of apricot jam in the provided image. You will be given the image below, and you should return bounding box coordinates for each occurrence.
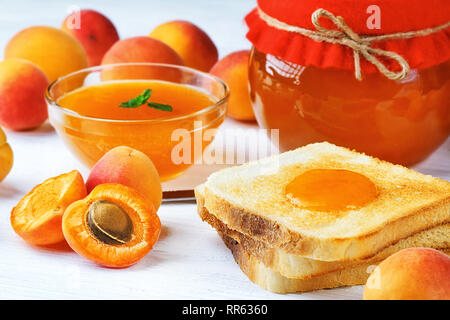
[248,48,449,165]
[246,0,450,166]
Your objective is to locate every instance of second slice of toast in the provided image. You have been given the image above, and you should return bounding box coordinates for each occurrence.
[202,142,450,261]
[220,233,450,294]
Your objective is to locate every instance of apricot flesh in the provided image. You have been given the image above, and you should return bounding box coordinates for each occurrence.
[61,9,119,66]
[0,59,49,131]
[11,170,87,245]
[5,26,88,83]
[0,127,13,181]
[86,146,162,210]
[210,50,255,121]
[62,183,161,267]
[149,20,218,72]
[364,248,450,300]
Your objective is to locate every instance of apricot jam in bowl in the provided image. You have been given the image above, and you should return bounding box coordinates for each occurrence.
[46,63,228,181]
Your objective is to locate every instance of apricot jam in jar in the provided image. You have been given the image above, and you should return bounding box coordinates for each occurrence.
[246,0,450,165]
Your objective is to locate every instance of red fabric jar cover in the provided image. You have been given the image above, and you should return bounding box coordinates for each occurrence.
[245,0,450,75]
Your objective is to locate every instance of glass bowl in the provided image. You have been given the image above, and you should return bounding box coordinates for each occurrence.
[46,63,229,181]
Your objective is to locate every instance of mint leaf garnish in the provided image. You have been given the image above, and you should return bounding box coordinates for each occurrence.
[118,88,173,112]
[147,102,173,112]
[119,89,152,108]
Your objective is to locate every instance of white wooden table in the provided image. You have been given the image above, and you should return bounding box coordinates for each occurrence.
[0,0,448,300]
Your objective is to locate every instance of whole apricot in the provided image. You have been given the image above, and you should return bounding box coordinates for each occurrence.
[364,248,450,300]
[149,20,218,72]
[5,26,88,82]
[0,59,49,131]
[101,36,184,81]
[86,146,162,210]
[0,127,13,181]
[210,50,255,121]
[62,9,119,66]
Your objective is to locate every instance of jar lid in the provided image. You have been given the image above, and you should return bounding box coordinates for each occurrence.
[245,0,450,79]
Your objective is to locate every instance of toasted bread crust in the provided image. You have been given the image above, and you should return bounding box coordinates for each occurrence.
[196,185,450,279]
[221,233,369,293]
[201,142,450,261]
[220,233,450,294]
[204,185,450,261]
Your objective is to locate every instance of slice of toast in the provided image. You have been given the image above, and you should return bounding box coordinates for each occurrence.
[196,184,450,279]
[220,233,450,294]
[202,142,450,261]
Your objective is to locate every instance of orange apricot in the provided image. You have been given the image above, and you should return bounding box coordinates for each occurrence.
[62,183,161,267]
[101,36,184,81]
[86,146,162,211]
[210,50,255,121]
[149,20,218,72]
[0,59,49,131]
[11,170,87,245]
[0,127,13,181]
[62,9,120,66]
[364,248,450,300]
[5,26,88,83]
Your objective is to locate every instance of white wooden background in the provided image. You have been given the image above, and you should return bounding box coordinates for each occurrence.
[0,0,448,300]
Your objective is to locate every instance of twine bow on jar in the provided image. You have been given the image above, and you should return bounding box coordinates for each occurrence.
[257,7,450,81]
[310,9,409,81]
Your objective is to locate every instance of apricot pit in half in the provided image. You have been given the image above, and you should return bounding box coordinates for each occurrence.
[63,183,161,267]
[87,199,133,245]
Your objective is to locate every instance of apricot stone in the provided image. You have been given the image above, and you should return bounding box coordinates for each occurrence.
[0,59,49,131]
[86,146,162,210]
[62,9,120,66]
[210,50,255,121]
[149,20,218,72]
[364,248,450,300]
[0,127,13,182]
[5,26,88,82]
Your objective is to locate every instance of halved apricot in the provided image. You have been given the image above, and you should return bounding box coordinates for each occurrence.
[11,170,87,245]
[62,183,161,267]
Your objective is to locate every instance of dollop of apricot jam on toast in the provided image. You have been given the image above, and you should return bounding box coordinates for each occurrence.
[285,169,378,211]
